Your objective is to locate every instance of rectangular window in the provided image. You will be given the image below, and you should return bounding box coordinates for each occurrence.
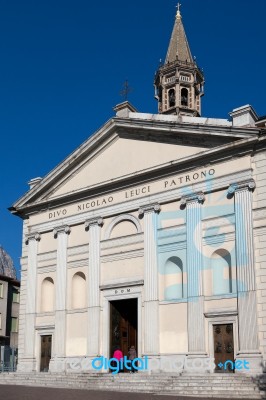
[0,313,2,330]
[12,291,19,303]
[11,317,18,333]
[0,283,3,298]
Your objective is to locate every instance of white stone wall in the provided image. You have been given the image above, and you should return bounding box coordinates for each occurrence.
[253,150,266,363]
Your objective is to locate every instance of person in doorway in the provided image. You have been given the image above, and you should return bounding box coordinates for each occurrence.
[128,345,137,373]
[113,346,124,373]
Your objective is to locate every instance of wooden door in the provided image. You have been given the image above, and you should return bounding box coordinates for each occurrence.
[213,324,234,373]
[110,299,137,362]
[40,335,52,372]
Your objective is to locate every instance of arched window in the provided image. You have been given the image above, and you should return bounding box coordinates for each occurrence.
[41,277,54,312]
[164,257,183,300]
[211,249,232,295]
[181,88,188,106]
[168,89,175,107]
[72,272,86,309]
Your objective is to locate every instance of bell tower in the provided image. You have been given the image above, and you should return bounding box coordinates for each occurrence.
[154,4,204,117]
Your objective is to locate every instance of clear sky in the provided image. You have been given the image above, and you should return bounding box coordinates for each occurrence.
[0,0,265,278]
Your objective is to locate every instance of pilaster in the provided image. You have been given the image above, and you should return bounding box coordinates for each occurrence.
[138,203,160,358]
[228,180,262,373]
[49,225,70,372]
[181,193,207,365]
[18,232,41,372]
[84,218,103,362]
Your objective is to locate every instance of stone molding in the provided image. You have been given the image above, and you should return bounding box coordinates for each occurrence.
[25,232,41,244]
[104,213,141,239]
[84,217,104,231]
[101,233,143,250]
[37,251,57,262]
[100,279,144,290]
[101,249,144,263]
[158,241,186,253]
[228,179,256,195]
[53,225,71,238]
[138,203,161,217]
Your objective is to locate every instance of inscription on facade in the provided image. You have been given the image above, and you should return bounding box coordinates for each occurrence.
[47,168,216,220]
[115,288,131,294]
[125,185,150,199]
[164,169,215,188]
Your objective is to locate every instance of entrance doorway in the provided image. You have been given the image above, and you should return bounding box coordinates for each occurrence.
[213,324,234,373]
[110,298,137,360]
[40,335,52,372]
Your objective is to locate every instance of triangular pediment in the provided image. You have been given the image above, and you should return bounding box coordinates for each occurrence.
[48,136,207,200]
[11,115,255,213]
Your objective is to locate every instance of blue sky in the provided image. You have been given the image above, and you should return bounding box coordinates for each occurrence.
[0,0,265,278]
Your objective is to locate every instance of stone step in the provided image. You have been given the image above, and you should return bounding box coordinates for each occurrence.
[0,372,265,399]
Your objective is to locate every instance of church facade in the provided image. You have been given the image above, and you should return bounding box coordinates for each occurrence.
[10,7,266,375]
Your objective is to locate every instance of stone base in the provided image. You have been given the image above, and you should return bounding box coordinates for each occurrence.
[185,352,214,373]
[235,352,263,375]
[49,357,66,372]
[17,357,37,372]
[143,354,214,374]
[65,356,106,373]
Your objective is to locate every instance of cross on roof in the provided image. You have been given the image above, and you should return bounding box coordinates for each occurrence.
[120,80,132,101]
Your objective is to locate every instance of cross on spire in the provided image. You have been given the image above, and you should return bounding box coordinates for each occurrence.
[176,2,182,18]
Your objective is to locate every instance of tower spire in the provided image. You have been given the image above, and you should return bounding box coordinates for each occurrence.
[165,3,193,65]
[154,4,205,117]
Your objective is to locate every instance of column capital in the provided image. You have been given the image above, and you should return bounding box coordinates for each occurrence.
[84,217,104,231]
[180,192,205,207]
[138,203,161,217]
[228,179,256,196]
[53,225,71,238]
[25,232,41,245]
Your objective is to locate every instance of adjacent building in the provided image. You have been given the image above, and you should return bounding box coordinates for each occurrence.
[0,274,20,348]
[10,7,266,375]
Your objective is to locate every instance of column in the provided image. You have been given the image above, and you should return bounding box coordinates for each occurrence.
[84,218,103,362]
[20,232,41,372]
[49,225,70,372]
[228,180,262,373]
[138,203,160,359]
[181,193,206,362]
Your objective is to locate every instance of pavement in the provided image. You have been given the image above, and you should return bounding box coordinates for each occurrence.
[0,385,259,400]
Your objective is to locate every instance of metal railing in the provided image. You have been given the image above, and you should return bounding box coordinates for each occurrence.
[0,345,18,372]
